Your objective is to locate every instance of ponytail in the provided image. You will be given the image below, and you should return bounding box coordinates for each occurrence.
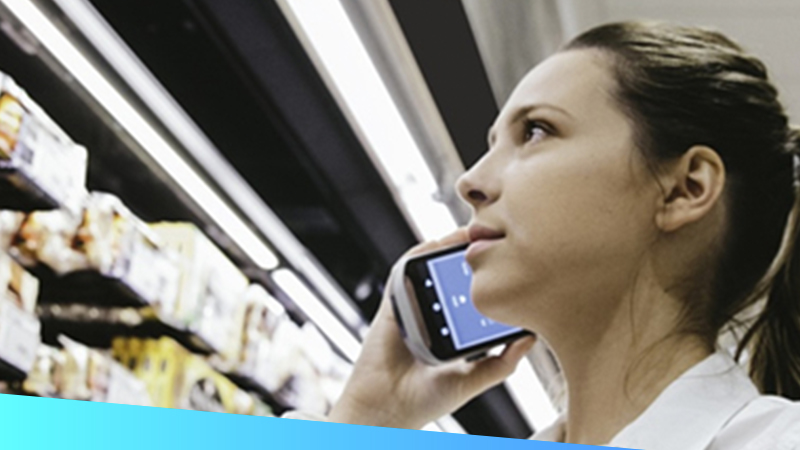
[737,130,800,400]
[564,21,800,399]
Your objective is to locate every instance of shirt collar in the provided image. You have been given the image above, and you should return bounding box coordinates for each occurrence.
[531,350,760,449]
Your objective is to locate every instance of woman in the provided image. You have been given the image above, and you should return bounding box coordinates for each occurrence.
[288,21,800,448]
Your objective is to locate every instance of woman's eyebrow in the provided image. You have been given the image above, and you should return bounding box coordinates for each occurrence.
[487,103,574,146]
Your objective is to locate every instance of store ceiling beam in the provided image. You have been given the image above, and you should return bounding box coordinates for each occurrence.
[387,0,498,169]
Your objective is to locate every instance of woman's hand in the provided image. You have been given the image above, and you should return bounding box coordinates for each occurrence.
[328,227,536,430]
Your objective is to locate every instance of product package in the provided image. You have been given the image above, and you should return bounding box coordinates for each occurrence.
[150,223,248,357]
[0,296,40,377]
[70,194,181,310]
[212,283,285,377]
[4,193,181,311]
[0,250,39,313]
[250,317,347,415]
[0,72,88,212]
[112,336,272,416]
[0,210,23,253]
[6,207,86,272]
[0,252,40,377]
[23,336,152,406]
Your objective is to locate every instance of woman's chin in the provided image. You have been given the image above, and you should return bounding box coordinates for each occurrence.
[472,286,513,325]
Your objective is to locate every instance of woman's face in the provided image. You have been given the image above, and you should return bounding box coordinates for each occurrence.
[457,50,661,334]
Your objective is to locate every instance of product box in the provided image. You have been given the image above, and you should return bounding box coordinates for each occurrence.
[214,283,285,377]
[0,297,40,375]
[6,193,181,310]
[8,207,86,271]
[150,223,248,357]
[0,247,39,376]
[0,72,88,211]
[25,338,152,406]
[0,251,38,313]
[73,194,181,308]
[113,336,187,409]
[113,336,263,415]
[0,210,23,252]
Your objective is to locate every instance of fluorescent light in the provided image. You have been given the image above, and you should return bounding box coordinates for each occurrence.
[273,268,361,362]
[506,358,558,432]
[282,0,458,240]
[46,0,364,328]
[1,0,279,270]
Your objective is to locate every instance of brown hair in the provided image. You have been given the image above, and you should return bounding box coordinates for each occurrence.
[565,21,800,399]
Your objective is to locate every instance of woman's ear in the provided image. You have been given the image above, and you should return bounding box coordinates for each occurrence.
[655,145,726,232]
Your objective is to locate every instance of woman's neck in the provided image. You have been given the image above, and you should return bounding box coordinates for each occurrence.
[545,288,713,445]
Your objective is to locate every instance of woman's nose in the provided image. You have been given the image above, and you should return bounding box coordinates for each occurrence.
[456,168,495,209]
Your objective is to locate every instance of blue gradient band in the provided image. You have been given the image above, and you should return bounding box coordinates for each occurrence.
[0,393,622,449]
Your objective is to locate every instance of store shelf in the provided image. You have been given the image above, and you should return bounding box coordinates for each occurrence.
[0,169,60,212]
[222,371,290,416]
[0,0,536,437]
[0,0,355,423]
[0,359,26,381]
[34,269,149,308]
[37,304,215,355]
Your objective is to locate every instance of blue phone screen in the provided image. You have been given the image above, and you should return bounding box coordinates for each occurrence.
[426,250,521,350]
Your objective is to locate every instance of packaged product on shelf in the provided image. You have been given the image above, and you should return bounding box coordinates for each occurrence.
[8,207,86,272]
[105,361,153,407]
[212,283,285,377]
[72,193,181,308]
[0,297,40,377]
[242,317,330,415]
[249,319,351,414]
[0,72,88,211]
[251,314,300,395]
[24,337,152,406]
[121,336,187,409]
[58,336,95,400]
[0,210,23,251]
[23,344,62,396]
[178,351,250,415]
[113,336,263,415]
[297,323,350,407]
[5,193,181,309]
[0,254,40,377]
[0,251,38,313]
[150,223,248,357]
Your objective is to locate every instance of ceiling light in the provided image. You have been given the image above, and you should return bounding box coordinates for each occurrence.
[280,0,458,241]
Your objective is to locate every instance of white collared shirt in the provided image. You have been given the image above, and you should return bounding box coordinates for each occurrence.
[532,351,800,449]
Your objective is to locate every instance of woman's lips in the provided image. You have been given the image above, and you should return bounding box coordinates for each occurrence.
[467,225,505,242]
[465,225,505,261]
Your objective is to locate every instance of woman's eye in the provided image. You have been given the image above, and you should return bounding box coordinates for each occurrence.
[523,120,550,144]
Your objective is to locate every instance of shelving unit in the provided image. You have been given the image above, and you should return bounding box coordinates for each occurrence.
[0,0,360,421]
[0,0,541,438]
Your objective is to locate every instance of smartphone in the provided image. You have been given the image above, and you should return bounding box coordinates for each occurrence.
[390,243,528,365]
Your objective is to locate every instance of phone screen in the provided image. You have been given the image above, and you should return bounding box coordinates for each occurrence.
[405,245,524,359]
